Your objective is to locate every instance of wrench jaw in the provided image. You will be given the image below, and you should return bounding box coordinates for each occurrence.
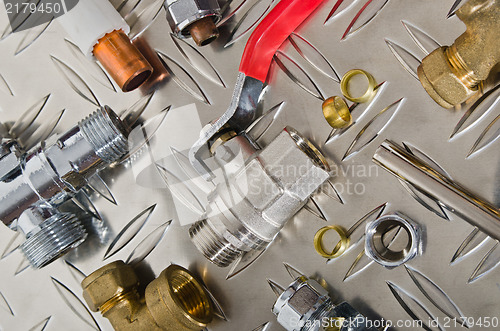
[189,72,265,180]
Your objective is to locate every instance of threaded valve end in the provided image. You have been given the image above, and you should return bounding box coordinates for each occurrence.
[79,106,129,163]
[189,219,243,268]
[445,45,480,90]
[21,213,87,268]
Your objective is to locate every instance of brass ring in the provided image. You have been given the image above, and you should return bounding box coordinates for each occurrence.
[340,69,377,103]
[322,96,352,129]
[314,225,350,259]
[208,129,237,155]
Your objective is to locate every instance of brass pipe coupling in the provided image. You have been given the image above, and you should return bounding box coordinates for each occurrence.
[418,0,500,108]
[0,107,129,268]
[189,127,331,267]
[82,261,214,331]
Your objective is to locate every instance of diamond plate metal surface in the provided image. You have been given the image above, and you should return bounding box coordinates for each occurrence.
[0,0,499,330]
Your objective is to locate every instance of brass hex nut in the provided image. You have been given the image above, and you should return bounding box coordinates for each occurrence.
[82,261,139,312]
[418,47,477,109]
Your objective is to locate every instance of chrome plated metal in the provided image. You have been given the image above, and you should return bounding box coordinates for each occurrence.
[272,274,377,331]
[373,141,500,241]
[165,0,221,38]
[365,213,422,268]
[190,72,264,179]
[0,0,499,330]
[190,128,330,267]
[0,106,128,267]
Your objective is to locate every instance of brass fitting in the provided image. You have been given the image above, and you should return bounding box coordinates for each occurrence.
[322,96,352,129]
[82,261,213,331]
[418,0,500,108]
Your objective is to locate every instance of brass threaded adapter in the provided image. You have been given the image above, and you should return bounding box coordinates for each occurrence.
[146,265,214,330]
[82,261,213,331]
[417,0,500,108]
[82,261,139,313]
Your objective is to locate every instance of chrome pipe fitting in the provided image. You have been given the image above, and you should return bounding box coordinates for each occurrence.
[20,208,86,268]
[165,0,222,46]
[365,213,422,268]
[0,106,129,268]
[189,127,331,267]
[272,274,377,331]
[373,140,500,242]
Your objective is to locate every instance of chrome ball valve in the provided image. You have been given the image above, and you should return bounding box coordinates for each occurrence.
[0,107,129,268]
[189,127,331,267]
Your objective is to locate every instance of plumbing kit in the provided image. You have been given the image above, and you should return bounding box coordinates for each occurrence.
[0,0,499,330]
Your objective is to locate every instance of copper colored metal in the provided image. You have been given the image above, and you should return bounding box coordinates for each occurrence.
[188,17,219,47]
[132,37,170,94]
[93,30,153,92]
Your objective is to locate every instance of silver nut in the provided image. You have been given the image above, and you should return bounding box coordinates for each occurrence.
[258,128,330,201]
[365,213,422,268]
[273,277,330,331]
[166,0,221,37]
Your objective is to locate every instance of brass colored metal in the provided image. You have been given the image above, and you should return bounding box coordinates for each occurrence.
[314,225,350,259]
[418,0,500,108]
[340,69,377,103]
[208,126,238,155]
[188,17,220,46]
[322,96,352,128]
[93,30,153,92]
[82,261,213,331]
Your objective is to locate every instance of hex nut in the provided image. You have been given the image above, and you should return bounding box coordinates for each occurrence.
[166,0,221,37]
[82,261,139,312]
[418,47,477,108]
[365,214,422,268]
[273,277,330,331]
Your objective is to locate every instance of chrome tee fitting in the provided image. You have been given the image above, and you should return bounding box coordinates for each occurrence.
[189,127,330,267]
[0,106,129,268]
[82,261,214,331]
[272,275,377,331]
[165,0,222,46]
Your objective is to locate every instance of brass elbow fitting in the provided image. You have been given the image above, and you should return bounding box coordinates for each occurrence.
[417,0,500,108]
[82,261,214,331]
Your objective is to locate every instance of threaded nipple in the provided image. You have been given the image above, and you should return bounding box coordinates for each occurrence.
[445,45,480,89]
[168,268,213,322]
[189,219,243,268]
[21,213,87,268]
[79,106,129,163]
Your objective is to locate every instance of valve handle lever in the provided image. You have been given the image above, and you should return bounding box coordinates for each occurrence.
[189,0,325,179]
